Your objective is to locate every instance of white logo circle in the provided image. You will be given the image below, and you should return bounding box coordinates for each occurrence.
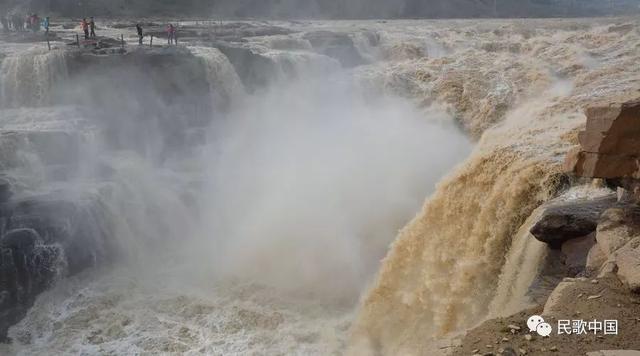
[527,315,545,332]
[536,322,552,337]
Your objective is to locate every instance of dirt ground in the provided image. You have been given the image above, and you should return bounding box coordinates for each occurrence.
[453,274,640,356]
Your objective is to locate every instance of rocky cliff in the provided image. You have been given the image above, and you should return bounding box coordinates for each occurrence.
[560,99,640,292]
[565,101,640,180]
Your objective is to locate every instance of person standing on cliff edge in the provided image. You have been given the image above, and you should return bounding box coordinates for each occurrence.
[173,25,178,45]
[31,14,41,32]
[136,24,143,45]
[166,24,175,45]
[81,18,89,39]
[89,17,96,38]
[43,16,49,35]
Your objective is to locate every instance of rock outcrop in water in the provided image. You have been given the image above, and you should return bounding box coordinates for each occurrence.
[531,194,617,249]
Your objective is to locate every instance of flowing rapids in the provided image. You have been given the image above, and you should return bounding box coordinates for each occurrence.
[0,17,639,355]
[349,17,640,355]
[0,49,68,108]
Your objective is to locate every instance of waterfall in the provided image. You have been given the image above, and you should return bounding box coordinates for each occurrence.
[264,50,341,81]
[94,155,201,266]
[348,74,581,352]
[351,31,381,62]
[4,16,633,356]
[264,35,313,51]
[349,147,562,355]
[3,37,473,355]
[189,46,245,109]
[349,45,585,351]
[487,207,547,317]
[488,184,616,318]
[0,49,68,109]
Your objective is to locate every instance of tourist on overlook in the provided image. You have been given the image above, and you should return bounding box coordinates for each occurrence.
[166,23,175,45]
[89,17,96,38]
[43,16,49,35]
[173,25,178,45]
[81,18,89,39]
[136,23,143,45]
[31,14,40,32]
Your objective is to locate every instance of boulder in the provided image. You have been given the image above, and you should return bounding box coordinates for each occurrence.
[596,206,640,258]
[595,206,640,292]
[565,100,640,179]
[614,236,640,293]
[530,194,617,249]
[614,238,640,292]
[542,279,575,315]
[586,243,607,273]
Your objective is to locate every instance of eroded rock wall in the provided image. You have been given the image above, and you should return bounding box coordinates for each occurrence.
[565,101,640,179]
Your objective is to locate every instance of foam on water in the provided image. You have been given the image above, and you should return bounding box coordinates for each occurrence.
[5,267,352,355]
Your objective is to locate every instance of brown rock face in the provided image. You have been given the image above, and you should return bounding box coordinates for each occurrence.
[616,241,640,293]
[596,205,640,292]
[565,100,640,179]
